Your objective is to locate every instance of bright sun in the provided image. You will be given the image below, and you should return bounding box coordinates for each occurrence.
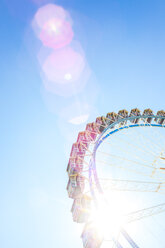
[90,191,138,240]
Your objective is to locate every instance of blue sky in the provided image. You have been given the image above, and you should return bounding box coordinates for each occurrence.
[1,0,165,247]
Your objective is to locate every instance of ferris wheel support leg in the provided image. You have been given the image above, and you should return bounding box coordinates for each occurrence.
[120,228,140,248]
[112,237,124,248]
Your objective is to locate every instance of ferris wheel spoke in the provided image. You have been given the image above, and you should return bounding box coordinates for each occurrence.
[96,159,150,178]
[103,140,155,167]
[150,125,165,149]
[98,150,157,170]
[126,202,165,223]
[130,121,165,157]
[144,121,165,150]
[97,150,165,177]
[96,159,165,182]
[100,127,165,177]
[130,125,164,156]
[124,125,160,158]
[108,132,158,158]
[98,178,165,193]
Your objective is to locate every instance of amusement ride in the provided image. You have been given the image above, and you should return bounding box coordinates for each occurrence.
[66,109,165,248]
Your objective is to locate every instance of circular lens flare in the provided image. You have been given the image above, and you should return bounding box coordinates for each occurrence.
[32,4,73,49]
[39,18,74,49]
[42,47,85,84]
[34,4,66,28]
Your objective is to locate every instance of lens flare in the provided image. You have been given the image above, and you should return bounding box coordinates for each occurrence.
[57,102,96,143]
[32,4,73,49]
[60,102,91,124]
[39,18,73,49]
[34,4,66,28]
[32,4,94,98]
[42,46,85,83]
[69,114,89,125]
[40,46,91,96]
[90,193,138,240]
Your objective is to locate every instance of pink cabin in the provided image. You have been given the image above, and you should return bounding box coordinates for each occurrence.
[96,116,107,133]
[85,123,98,141]
[76,156,84,167]
[77,131,88,143]
[77,132,90,149]
[78,142,88,154]
[71,195,91,223]
[81,223,103,248]
[67,175,85,199]
[67,157,84,176]
[67,157,76,174]
[70,143,79,158]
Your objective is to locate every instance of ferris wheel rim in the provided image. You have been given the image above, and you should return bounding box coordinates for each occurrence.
[95,115,165,149]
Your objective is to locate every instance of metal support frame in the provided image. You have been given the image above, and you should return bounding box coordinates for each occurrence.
[112,237,124,248]
[120,228,139,248]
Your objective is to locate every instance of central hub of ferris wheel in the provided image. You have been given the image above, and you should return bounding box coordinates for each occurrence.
[66,108,165,248]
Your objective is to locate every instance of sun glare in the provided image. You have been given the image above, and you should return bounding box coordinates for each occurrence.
[42,47,85,84]
[91,202,123,239]
[64,73,72,81]
[46,20,60,34]
[90,192,138,240]
[39,18,74,49]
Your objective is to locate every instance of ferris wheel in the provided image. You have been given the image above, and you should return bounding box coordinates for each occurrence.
[66,109,165,248]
